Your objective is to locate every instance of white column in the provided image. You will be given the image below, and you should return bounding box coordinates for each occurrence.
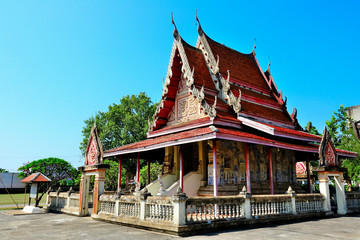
[318,172,331,212]
[335,173,347,215]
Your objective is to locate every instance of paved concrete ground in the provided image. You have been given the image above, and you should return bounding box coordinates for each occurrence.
[1,211,360,240]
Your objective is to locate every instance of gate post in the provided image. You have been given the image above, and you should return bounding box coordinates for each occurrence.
[335,172,347,215]
[318,172,331,212]
[92,169,106,215]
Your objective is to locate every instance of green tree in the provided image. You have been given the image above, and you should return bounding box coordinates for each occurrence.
[304,121,320,135]
[103,159,127,191]
[139,162,162,187]
[18,157,80,205]
[326,105,360,188]
[0,168,8,173]
[80,92,157,174]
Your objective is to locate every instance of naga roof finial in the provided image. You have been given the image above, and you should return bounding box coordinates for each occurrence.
[171,12,179,40]
[267,57,271,72]
[195,9,203,34]
[252,38,257,55]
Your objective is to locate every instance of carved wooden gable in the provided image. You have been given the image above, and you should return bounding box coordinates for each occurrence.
[319,126,339,167]
[85,122,103,166]
[167,74,205,126]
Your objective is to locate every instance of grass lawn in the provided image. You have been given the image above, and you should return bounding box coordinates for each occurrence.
[0,192,47,206]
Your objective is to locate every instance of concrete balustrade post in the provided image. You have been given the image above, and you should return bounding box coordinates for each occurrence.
[286,186,297,215]
[140,188,151,220]
[239,188,252,219]
[172,187,187,225]
[56,187,61,208]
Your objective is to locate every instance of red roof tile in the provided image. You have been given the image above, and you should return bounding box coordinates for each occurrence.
[183,42,216,91]
[262,122,322,142]
[205,36,269,90]
[105,127,216,155]
[240,100,293,124]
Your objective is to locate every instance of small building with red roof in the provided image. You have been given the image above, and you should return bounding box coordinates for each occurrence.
[21,173,51,183]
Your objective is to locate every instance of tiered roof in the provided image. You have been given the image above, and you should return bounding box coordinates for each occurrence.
[104,17,357,159]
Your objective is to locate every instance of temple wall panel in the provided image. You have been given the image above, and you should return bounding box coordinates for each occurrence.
[204,140,297,194]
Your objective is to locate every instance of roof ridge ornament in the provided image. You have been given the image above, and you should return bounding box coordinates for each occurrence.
[252,38,256,55]
[267,57,271,72]
[171,13,180,40]
[195,9,203,35]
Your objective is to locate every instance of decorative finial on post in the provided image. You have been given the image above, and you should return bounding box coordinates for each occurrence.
[195,9,203,34]
[239,186,251,198]
[171,13,179,40]
[286,186,296,196]
[267,57,271,71]
[252,38,257,55]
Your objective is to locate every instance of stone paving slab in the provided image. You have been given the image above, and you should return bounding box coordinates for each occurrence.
[0,211,360,239]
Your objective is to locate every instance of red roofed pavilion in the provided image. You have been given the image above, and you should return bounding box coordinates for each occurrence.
[21,172,51,183]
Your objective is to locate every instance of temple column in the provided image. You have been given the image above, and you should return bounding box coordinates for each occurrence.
[179,147,184,192]
[268,147,274,195]
[93,170,106,215]
[212,140,218,197]
[318,172,331,212]
[117,155,122,191]
[174,146,180,179]
[136,152,140,182]
[244,143,251,193]
[306,155,312,193]
[198,141,207,186]
[147,159,150,185]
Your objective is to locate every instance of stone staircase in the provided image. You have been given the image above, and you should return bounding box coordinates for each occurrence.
[197,185,239,196]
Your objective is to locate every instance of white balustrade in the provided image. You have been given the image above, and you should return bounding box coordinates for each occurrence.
[250,195,291,217]
[186,197,245,223]
[346,192,360,210]
[295,194,324,213]
[99,201,116,214]
[146,203,174,221]
[118,202,141,217]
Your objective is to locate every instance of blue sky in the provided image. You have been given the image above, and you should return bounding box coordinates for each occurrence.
[0,1,359,172]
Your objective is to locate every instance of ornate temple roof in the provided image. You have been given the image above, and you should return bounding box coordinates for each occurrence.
[104,16,357,159]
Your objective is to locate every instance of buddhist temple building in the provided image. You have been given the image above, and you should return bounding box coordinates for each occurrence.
[103,17,357,197]
[46,16,359,235]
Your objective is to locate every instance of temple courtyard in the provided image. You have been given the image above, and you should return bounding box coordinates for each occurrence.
[1,211,359,239]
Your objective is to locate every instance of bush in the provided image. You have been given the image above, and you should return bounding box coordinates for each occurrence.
[139,162,162,187]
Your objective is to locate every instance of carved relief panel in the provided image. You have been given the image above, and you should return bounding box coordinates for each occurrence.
[167,74,206,126]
